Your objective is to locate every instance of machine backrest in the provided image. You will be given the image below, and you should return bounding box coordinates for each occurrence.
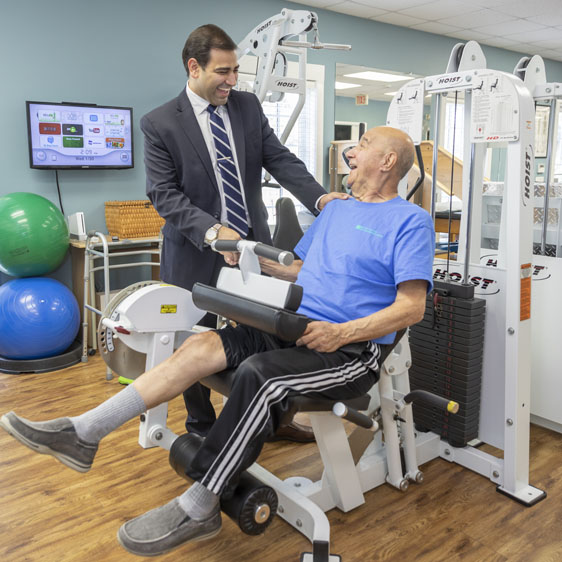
[272,197,304,253]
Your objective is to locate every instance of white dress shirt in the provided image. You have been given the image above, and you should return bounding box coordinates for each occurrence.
[185,82,252,228]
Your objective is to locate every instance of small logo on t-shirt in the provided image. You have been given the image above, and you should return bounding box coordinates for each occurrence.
[355,225,383,238]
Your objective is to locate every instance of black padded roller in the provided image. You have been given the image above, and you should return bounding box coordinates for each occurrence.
[192,283,308,341]
[169,434,278,536]
[169,432,201,479]
[253,242,293,265]
[213,240,240,252]
[224,472,278,535]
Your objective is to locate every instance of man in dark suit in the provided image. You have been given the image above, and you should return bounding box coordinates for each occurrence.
[141,24,345,440]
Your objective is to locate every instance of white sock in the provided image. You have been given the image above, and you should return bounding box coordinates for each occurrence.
[178,482,219,520]
[69,384,146,443]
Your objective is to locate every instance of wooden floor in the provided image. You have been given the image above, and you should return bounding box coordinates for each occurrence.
[1,355,561,562]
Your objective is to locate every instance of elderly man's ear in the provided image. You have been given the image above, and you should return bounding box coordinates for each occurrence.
[381,152,398,173]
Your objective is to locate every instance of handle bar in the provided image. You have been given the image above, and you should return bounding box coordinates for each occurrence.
[404,389,459,414]
[212,240,294,266]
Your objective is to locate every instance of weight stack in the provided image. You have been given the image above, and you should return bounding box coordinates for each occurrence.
[408,281,486,447]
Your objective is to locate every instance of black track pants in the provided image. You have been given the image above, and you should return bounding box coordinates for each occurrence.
[188,325,381,496]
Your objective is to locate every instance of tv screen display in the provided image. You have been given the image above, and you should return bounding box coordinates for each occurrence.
[26,101,134,169]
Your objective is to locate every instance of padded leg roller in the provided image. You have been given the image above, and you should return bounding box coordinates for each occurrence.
[169,433,278,535]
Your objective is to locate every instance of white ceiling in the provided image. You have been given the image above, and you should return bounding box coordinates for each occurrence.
[335,64,424,101]
[291,0,562,64]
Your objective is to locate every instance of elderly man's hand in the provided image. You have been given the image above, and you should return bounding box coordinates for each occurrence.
[296,321,346,353]
[317,192,350,211]
[258,256,302,282]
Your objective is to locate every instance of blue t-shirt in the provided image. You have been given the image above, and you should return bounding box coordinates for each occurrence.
[294,197,434,344]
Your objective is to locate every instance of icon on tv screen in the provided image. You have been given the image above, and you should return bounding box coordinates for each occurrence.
[63,136,84,148]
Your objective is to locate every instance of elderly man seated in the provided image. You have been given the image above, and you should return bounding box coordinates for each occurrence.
[1,126,435,557]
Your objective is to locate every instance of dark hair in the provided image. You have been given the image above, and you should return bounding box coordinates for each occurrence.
[182,24,237,75]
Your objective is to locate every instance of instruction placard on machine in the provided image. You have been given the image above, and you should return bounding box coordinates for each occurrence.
[387,79,424,145]
[471,72,519,143]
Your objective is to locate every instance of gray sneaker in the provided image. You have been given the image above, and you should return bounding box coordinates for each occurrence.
[0,411,98,473]
[117,498,221,556]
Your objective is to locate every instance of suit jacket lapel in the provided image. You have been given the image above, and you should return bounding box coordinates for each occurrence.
[226,94,247,189]
[176,90,219,192]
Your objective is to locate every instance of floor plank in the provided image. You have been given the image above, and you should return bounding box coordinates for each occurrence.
[1,355,561,561]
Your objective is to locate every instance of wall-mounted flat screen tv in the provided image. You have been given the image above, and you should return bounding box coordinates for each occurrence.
[26,101,134,169]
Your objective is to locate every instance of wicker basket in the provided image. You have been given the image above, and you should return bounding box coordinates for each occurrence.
[104,200,165,238]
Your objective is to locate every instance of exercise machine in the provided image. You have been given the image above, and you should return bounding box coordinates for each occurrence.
[238,9,350,147]
[237,10,349,191]
[98,239,456,561]
[387,41,546,505]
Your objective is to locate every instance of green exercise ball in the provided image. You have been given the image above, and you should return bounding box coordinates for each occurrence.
[0,192,69,277]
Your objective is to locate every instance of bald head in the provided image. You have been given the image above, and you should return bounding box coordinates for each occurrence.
[346,126,416,202]
[368,126,415,180]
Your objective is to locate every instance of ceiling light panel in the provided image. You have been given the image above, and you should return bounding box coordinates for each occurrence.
[335,81,361,90]
[345,71,412,82]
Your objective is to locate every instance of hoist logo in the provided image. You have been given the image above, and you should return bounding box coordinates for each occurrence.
[438,76,461,85]
[433,268,499,294]
[257,21,272,34]
[486,136,500,141]
[523,147,532,205]
[532,264,551,281]
[275,80,298,89]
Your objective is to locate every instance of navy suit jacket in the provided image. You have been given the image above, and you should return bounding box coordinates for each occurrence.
[141,88,326,290]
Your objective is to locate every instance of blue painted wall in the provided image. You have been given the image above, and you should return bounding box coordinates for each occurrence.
[2,0,562,288]
[335,96,389,129]
[335,96,432,140]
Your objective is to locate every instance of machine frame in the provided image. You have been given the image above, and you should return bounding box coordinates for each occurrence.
[387,42,545,505]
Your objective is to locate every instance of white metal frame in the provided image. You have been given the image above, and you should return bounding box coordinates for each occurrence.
[510,56,562,432]
[473,56,562,433]
[387,42,545,505]
[237,8,349,147]
[237,9,347,192]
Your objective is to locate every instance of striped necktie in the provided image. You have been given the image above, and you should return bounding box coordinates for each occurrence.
[207,104,249,237]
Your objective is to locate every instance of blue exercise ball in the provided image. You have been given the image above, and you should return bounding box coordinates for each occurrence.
[0,192,69,277]
[0,277,80,360]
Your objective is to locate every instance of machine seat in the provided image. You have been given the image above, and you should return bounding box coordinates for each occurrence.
[201,369,370,427]
[201,329,406,426]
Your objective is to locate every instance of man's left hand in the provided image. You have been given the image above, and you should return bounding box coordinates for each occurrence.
[296,321,346,353]
[318,192,350,211]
